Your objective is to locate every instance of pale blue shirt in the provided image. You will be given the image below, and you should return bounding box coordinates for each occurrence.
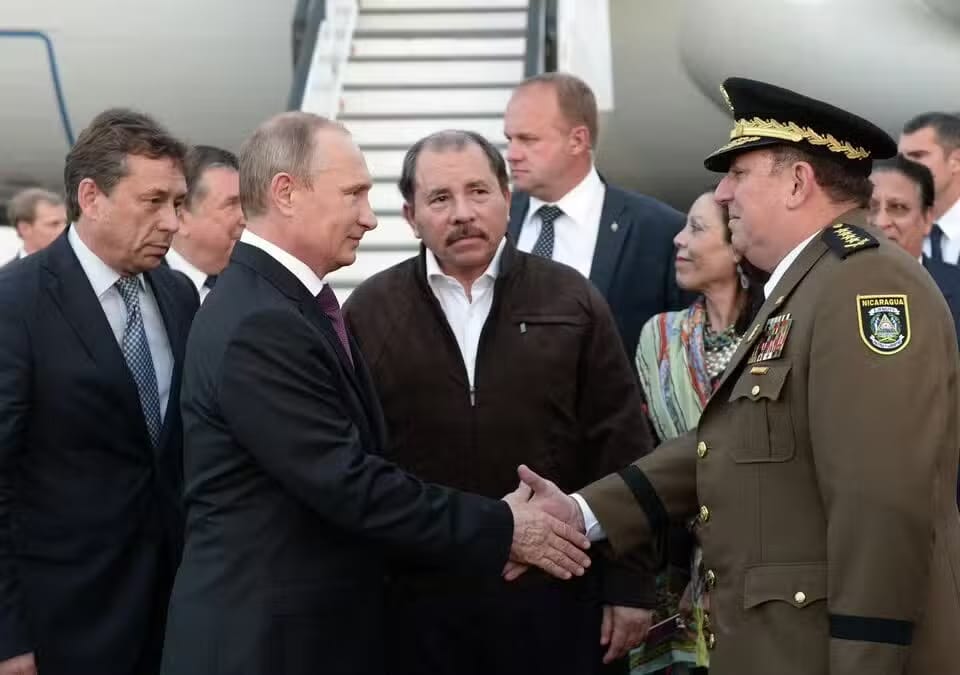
[68,226,174,420]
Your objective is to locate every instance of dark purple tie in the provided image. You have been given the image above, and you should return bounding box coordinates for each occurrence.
[316,285,353,366]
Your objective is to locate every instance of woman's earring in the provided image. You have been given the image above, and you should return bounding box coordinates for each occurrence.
[737,263,749,290]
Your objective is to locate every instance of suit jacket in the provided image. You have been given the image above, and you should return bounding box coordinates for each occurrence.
[581,224,960,674]
[160,242,513,675]
[923,255,960,345]
[508,185,693,358]
[0,231,199,674]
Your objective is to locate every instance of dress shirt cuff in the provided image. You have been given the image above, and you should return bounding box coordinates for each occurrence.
[571,493,607,542]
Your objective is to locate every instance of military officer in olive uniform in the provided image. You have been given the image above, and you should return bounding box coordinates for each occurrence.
[509,78,960,674]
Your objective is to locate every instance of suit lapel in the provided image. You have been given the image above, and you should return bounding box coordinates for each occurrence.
[42,235,145,423]
[714,236,831,393]
[507,192,529,245]
[590,186,629,295]
[145,269,191,447]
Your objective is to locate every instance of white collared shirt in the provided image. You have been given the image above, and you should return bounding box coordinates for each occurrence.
[68,226,174,420]
[425,238,506,391]
[763,232,820,299]
[923,197,960,265]
[239,229,325,296]
[516,166,605,278]
[165,247,212,302]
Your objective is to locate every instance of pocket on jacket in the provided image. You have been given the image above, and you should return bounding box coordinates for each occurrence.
[743,561,827,610]
[727,363,795,463]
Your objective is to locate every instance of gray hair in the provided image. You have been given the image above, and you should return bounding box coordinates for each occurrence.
[239,112,344,219]
[7,188,64,230]
[398,130,509,203]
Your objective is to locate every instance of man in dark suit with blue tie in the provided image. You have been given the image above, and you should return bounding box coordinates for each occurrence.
[868,154,960,345]
[505,73,693,358]
[160,112,592,675]
[0,110,200,675]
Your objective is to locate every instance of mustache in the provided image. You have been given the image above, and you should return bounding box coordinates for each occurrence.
[445,226,488,246]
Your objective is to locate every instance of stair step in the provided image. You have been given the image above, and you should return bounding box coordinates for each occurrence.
[345,117,506,146]
[326,248,419,290]
[352,36,524,58]
[363,215,417,247]
[363,147,507,177]
[360,0,527,10]
[344,59,523,86]
[357,10,526,32]
[341,87,513,116]
[370,181,405,213]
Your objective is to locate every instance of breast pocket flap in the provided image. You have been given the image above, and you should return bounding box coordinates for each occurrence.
[743,562,827,610]
[728,363,792,402]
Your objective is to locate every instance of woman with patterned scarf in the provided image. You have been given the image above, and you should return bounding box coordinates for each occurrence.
[631,190,763,675]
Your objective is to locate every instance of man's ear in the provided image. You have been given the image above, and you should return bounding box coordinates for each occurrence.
[402,202,421,239]
[785,161,816,210]
[76,178,102,220]
[270,173,296,217]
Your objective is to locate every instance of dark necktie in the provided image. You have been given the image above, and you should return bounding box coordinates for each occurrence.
[204,275,218,290]
[316,285,353,366]
[116,277,162,447]
[930,223,944,263]
[531,204,563,259]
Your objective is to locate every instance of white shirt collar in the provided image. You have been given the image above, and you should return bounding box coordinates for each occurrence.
[240,228,325,296]
[165,246,207,291]
[937,196,960,239]
[425,237,506,287]
[68,225,143,297]
[527,166,603,228]
[763,231,820,299]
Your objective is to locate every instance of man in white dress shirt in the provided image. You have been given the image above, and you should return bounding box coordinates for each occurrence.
[4,188,67,264]
[166,145,244,300]
[0,108,199,675]
[898,112,960,265]
[505,72,691,358]
[345,129,658,675]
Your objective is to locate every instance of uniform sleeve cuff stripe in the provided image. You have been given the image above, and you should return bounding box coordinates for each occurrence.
[617,465,668,535]
[829,614,913,646]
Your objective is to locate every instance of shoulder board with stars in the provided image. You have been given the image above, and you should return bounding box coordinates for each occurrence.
[821,223,879,259]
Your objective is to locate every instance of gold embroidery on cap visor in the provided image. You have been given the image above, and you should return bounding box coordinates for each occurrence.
[710,117,871,160]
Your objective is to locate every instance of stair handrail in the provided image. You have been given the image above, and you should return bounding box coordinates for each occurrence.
[524,0,558,77]
[288,0,358,118]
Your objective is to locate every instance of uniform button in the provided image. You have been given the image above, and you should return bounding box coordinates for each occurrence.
[705,569,717,589]
[751,385,760,396]
[794,591,806,605]
[697,441,708,458]
[699,505,710,523]
[707,633,717,650]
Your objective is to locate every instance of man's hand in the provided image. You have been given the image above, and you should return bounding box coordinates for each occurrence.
[517,464,586,532]
[601,605,653,664]
[505,499,591,581]
[0,652,37,675]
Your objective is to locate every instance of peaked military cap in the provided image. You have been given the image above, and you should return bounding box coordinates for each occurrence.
[704,77,897,173]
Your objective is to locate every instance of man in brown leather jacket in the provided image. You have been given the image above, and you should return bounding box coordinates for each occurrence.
[514,77,960,675]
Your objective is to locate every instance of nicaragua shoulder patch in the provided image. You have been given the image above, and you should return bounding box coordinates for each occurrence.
[823,223,879,259]
[857,294,910,355]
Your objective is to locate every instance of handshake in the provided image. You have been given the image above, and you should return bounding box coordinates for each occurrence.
[501,464,590,582]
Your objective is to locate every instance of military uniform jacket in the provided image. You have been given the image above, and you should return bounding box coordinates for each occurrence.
[582,222,960,674]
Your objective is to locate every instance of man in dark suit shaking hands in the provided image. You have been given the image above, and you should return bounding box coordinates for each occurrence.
[0,110,199,675]
[160,112,591,675]
[506,73,692,358]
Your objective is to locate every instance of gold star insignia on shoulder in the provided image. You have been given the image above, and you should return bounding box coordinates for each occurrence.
[822,223,878,259]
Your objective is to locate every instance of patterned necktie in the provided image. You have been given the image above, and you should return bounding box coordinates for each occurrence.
[316,284,354,366]
[531,204,563,259]
[115,277,162,447]
[204,274,218,290]
[930,223,944,262]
